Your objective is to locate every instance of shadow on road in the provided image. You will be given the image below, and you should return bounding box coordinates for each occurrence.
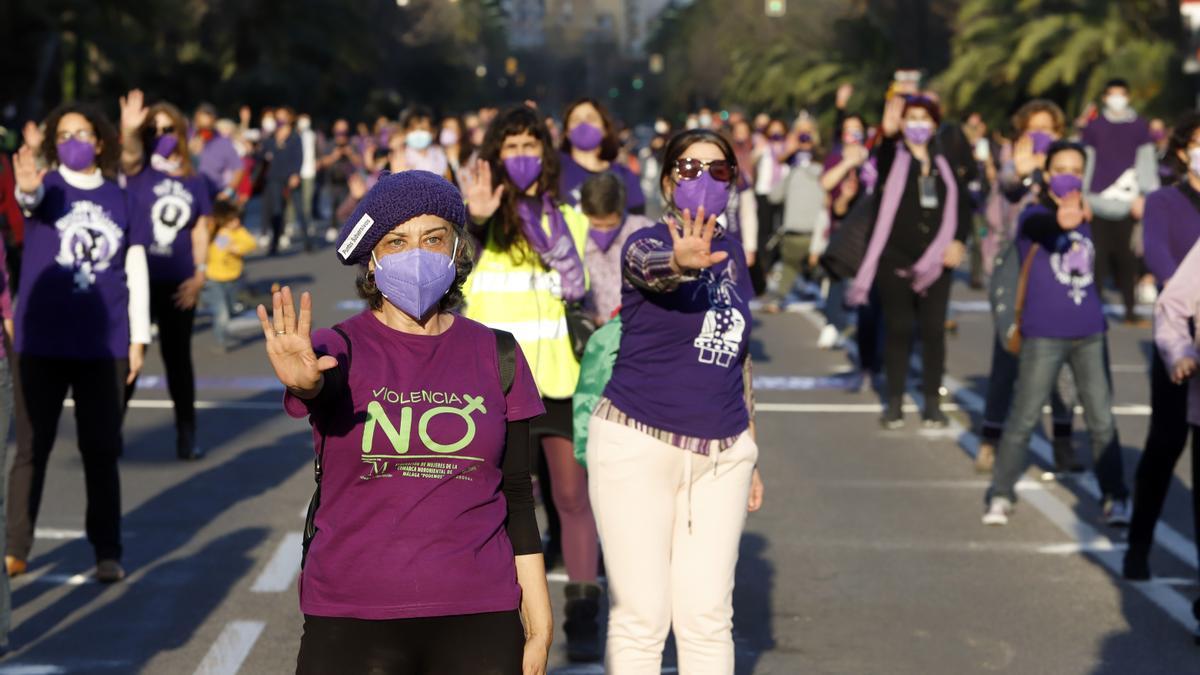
[734,532,775,674]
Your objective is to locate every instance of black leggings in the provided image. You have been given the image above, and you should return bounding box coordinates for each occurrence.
[126,282,196,441]
[1090,216,1138,320]
[876,268,952,402]
[1128,346,1198,571]
[296,610,525,675]
[7,355,128,561]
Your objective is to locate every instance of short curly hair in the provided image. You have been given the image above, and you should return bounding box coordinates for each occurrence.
[40,102,121,179]
[354,223,475,313]
[1011,99,1066,137]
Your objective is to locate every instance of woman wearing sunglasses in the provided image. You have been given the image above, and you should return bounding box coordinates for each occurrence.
[587,129,764,673]
[119,90,212,460]
[459,106,602,662]
[848,94,969,429]
[8,103,151,583]
[558,98,646,215]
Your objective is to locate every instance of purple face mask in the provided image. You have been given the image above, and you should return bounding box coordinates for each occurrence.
[674,171,730,219]
[1028,131,1054,155]
[798,132,813,144]
[1048,173,1083,198]
[588,221,624,252]
[568,122,605,151]
[903,122,934,146]
[154,134,178,158]
[371,238,460,320]
[57,138,96,171]
[503,155,543,191]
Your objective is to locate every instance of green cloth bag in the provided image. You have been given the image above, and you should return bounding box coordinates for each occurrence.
[571,315,622,468]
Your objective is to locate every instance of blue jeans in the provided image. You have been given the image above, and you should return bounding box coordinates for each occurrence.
[204,281,238,348]
[981,333,1073,442]
[823,279,849,331]
[988,334,1128,503]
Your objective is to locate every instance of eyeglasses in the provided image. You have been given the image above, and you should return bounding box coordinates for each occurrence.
[155,125,176,136]
[673,158,736,183]
[56,129,96,143]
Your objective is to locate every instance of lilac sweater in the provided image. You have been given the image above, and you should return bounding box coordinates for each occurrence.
[1154,239,1200,425]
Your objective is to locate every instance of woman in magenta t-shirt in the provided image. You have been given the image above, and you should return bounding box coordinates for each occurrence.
[259,171,551,674]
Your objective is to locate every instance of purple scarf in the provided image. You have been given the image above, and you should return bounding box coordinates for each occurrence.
[516,194,587,302]
[847,146,958,306]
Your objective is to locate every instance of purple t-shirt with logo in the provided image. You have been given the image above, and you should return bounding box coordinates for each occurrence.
[16,170,149,359]
[1016,204,1107,340]
[604,223,754,440]
[559,153,646,212]
[126,168,212,283]
[284,311,544,620]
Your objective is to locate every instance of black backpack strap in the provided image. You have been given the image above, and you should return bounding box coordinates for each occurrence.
[302,324,351,569]
[492,328,517,395]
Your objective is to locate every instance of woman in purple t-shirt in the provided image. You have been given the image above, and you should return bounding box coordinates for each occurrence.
[119,92,212,460]
[260,171,551,674]
[983,142,1130,527]
[9,103,152,584]
[587,130,765,673]
[558,97,646,215]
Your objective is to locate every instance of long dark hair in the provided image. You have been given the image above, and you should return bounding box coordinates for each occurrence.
[560,97,620,162]
[479,106,560,261]
[40,102,121,179]
[1165,112,1200,180]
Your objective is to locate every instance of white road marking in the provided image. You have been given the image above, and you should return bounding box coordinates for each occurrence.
[0,667,67,674]
[66,399,279,411]
[756,401,1150,416]
[34,528,85,540]
[250,532,303,593]
[193,620,265,675]
[551,666,676,675]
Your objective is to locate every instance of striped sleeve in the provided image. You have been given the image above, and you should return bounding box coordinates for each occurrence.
[623,236,691,293]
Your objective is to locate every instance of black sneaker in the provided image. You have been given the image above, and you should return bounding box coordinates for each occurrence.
[176,429,205,461]
[880,399,904,430]
[563,582,602,662]
[921,408,949,429]
[1052,436,1084,473]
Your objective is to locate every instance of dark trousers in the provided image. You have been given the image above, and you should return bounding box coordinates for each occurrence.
[126,283,195,442]
[7,355,127,561]
[1128,346,1198,571]
[856,286,884,374]
[296,610,524,675]
[1091,216,1138,320]
[262,179,313,254]
[751,195,784,295]
[876,268,953,402]
[327,184,349,231]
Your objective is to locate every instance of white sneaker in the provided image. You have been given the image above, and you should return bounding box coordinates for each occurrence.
[817,324,839,349]
[982,497,1013,526]
[280,234,292,250]
[324,229,338,243]
[1105,497,1131,527]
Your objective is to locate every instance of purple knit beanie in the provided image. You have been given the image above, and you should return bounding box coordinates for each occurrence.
[336,170,467,265]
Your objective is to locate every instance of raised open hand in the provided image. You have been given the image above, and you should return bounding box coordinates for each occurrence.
[257,286,338,398]
[463,158,504,221]
[119,89,149,134]
[668,207,728,272]
[13,145,46,194]
[22,121,43,152]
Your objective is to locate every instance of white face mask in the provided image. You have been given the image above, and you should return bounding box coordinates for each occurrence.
[1188,147,1200,177]
[1105,94,1130,115]
[261,117,278,133]
[297,117,312,131]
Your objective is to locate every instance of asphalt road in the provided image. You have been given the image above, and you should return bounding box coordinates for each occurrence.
[0,237,1195,674]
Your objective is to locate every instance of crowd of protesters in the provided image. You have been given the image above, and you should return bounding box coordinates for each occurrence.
[0,67,1197,671]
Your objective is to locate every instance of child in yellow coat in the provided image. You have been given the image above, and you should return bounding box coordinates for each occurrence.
[204,201,256,351]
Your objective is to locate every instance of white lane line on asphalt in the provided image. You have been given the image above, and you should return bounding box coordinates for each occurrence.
[546,571,608,584]
[1036,541,1128,555]
[809,478,1045,491]
[551,666,677,674]
[250,532,303,593]
[0,667,68,674]
[193,620,265,675]
[756,401,1150,416]
[943,374,1197,572]
[34,528,85,540]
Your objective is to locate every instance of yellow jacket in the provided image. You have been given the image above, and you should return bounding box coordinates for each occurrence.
[462,204,589,400]
[206,225,256,282]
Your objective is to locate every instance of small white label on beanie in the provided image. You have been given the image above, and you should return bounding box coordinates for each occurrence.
[338,213,375,259]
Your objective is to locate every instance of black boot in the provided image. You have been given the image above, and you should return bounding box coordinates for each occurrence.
[880,397,904,430]
[1051,436,1084,473]
[176,426,204,461]
[921,394,949,429]
[563,582,601,662]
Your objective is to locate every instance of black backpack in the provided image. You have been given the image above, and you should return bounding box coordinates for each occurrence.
[300,326,518,568]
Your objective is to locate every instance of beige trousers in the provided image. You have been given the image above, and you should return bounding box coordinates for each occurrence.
[587,416,757,675]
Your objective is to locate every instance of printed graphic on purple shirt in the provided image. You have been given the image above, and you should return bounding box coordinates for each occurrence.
[16,170,147,358]
[284,312,545,620]
[1016,207,1106,340]
[128,168,213,282]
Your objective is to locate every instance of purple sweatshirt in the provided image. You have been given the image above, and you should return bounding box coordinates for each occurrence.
[1016,203,1107,340]
[1142,183,1200,282]
[1082,115,1152,192]
[1154,239,1200,426]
